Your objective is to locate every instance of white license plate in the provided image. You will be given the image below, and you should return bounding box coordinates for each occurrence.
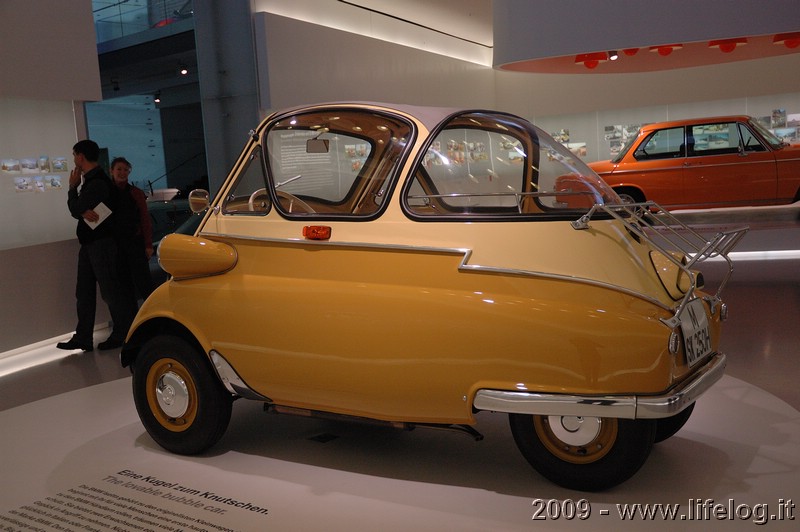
[680,298,712,367]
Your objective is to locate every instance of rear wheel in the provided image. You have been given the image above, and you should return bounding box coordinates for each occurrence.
[509,413,656,491]
[132,335,232,454]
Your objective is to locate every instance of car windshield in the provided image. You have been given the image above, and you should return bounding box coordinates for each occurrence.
[749,119,785,149]
[612,131,640,163]
[405,111,619,218]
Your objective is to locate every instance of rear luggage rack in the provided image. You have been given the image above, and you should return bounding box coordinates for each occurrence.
[572,202,749,327]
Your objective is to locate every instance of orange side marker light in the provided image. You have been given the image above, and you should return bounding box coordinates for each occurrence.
[303,225,332,240]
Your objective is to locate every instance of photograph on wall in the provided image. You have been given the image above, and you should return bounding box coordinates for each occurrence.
[20,158,39,173]
[771,108,787,128]
[602,124,640,158]
[37,156,51,171]
[774,126,799,143]
[2,159,21,172]
[565,142,587,157]
[52,156,68,171]
[44,175,63,190]
[551,129,570,143]
[14,177,33,192]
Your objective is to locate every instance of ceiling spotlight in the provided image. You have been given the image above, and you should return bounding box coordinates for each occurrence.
[609,50,619,61]
[154,91,161,103]
[111,77,120,91]
[179,64,188,75]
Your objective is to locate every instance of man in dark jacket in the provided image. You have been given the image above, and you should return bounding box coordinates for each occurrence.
[57,140,137,351]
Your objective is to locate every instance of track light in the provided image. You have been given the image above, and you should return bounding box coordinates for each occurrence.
[179,64,188,75]
[609,50,619,61]
[154,91,161,103]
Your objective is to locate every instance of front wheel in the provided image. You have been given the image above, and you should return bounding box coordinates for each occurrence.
[132,335,232,455]
[654,403,695,443]
[509,414,656,491]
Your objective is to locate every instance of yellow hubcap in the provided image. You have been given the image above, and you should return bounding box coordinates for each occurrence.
[534,415,618,464]
[146,358,198,432]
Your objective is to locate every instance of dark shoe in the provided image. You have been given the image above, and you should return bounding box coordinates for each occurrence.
[98,338,124,351]
[56,338,93,351]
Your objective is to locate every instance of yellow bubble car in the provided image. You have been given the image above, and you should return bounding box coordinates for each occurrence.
[122,103,746,491]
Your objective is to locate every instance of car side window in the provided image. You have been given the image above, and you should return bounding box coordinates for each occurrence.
[634,127,684,160]
[738,123,767,152]
[689,122,741,156]
[222,145,271,215]
[264,109,413,217]
[411,128,525,212]
[405,112,615,218]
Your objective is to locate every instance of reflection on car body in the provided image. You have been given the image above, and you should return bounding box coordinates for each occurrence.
[121,103,747,491]
[588,116,800,209]
[148,209,206,286]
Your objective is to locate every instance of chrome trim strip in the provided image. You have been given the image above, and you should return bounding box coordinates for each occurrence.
[196,232,673,312]
[209,350,270,401]
[473,352,726,419]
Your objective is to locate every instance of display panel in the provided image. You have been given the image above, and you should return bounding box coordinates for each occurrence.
[0,98,77,250]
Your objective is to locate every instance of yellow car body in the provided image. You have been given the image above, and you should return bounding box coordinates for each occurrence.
[123,103,745,491]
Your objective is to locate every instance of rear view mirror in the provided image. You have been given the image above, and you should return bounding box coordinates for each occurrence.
[307,138,330,153]
[188,189,210,213]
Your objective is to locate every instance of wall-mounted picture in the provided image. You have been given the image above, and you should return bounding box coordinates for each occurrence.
[2,159,21,172]
[52,157,68,171]
[20,158,39,173]
[771,109,787,128]
[45,175,63,189]
[565,142,587,157]
[14,177,33,192]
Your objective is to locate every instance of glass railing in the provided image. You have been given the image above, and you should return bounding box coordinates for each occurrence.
[93,0,193,43]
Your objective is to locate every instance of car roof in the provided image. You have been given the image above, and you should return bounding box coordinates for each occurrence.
[640,115,753,131]
[262,101,477,132]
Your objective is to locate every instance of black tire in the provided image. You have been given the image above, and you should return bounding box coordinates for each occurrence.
[132,335,232,455]
[509,413,656,491]
[614,187,645,205]
[654,402,695,443]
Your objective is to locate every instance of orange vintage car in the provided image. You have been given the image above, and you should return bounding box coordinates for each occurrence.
[588,116,800,209]
[122,103,746,491]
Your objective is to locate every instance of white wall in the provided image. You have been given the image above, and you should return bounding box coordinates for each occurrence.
[0,0,104,352]
[253,13,496,115]
[0,0,101,101]
[253,11,800,164]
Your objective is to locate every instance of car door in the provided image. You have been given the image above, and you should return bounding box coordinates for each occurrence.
[683,121,777,208]
[622,126,687,207]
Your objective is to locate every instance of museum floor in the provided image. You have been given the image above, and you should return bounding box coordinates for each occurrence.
[1,208,798,531]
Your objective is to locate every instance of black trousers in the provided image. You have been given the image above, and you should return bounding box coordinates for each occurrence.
[73,237,138,344]
[118,239,154,302]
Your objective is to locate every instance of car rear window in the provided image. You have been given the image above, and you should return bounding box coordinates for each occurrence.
[404,112,617,219]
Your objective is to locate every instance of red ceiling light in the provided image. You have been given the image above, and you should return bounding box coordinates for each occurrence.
[709,38,747,53]
[623,48,639,56]
[773,32,800,49]
[575,52,609,69]
[649,44,683,56]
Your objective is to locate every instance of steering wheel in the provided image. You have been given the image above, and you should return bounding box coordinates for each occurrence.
[247,188,268,211]
[247,188,315,213]
[276,190,315,214]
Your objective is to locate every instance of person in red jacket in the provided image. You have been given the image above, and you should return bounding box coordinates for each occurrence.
[110,157,154,303]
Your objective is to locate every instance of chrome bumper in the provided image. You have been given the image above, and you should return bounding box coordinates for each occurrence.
[473,352,726,419]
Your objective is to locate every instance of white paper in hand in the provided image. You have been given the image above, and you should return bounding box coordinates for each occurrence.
[84,202,112,229]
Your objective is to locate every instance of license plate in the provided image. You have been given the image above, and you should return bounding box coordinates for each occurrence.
[680,298,712,367]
